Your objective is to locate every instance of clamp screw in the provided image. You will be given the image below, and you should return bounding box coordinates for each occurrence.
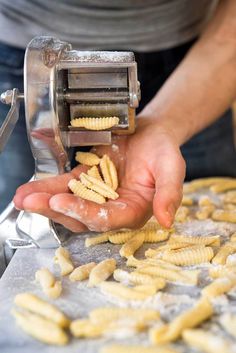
[0,90,13,105]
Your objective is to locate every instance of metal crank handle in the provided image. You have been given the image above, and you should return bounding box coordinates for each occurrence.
[0,88,24,153]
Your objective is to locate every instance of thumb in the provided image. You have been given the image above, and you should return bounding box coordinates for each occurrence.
[152,148,186,228]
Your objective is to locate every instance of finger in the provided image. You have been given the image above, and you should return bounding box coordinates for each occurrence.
[49,189,151,232]
[153,149,186,228]
[22,192,88,233]
[13,165,87,209]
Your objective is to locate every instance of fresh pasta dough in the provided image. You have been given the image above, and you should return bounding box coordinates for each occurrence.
[119,232,145,258]
[35,268,62,299]
[54,247,74,276]
[88,258,116,287]
[69,262,96,282]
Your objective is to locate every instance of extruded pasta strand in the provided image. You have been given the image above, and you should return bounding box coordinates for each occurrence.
[80,173,119,200]
[71,116,119,130]
[108,230,136,244]
[120,232,145,258]
[162,246,214,266]
[168,234,220,247]
[100,154,118,190]
[35,268,62,299]
[85,233,110,247]
[113,269,166,288]
[87,165,103,182]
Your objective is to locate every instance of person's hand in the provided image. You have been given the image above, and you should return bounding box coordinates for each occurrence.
[13,115,186,232]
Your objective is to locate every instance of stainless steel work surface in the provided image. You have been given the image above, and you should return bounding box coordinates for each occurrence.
[1,222,236,353]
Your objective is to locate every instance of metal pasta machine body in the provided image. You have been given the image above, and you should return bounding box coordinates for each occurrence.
[0,36,140,248]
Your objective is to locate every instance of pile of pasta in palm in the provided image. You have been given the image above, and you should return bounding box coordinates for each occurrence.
[11,177,236,353]
[68,151,119,204]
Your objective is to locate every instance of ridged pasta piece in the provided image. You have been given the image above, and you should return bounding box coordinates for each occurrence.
[14,293,70,328]
[220,313,236,338]
[80,173,119,200]
[212,209,236,223]
[119,232,145,258]
[208,265,236,279]
[69,262,96,282]
[195,205,215,220]
[162,246,214,266]
[70,319,106,338]
[212,241,236,265]
[100,344,178,353]
[145,243,191,258]
[175,206,189,223]
[136,266,199,285]
[113,269,166,288]
[210,180,236,193]
[183,177,233,194]
[87,165,103,182]
[127,256,182,272]
[100,154,118,190]
[181,195,194,206]
[108,230,136,244]
[198,196,214,207]
[12,309,68,345]
[168,234,220,247]
[35,268,62,299]
[150,298,213,344]
[85,233,110,247]
[100,281,159,301]
[68,179,106,204]
[88,258,116,287]
[89,307,160,324]
[182,329,231,353]
[54,246,74,276]
[202,275,236,298]
[71,116,119,130]
[144,229,169,243]
[223,203,236,211]
[223,190,236,204]
[75,151,100,166]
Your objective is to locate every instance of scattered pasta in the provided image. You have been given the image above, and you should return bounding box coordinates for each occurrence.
[181,195,193,206]
[119,232,145,258]
[100,344,178,353]
[162,246,214,266]
[210,180,236,193]
[212,209,236,223]
[69,262,96,282]
[168,234,220,247]
[175,206,189,223]
[88,258,116,287]
[85,233,110,247]
[113,268,166,288]
[212,241,236,265]
[201,275,236,298]
[35,268,62,299]
[54,247,74,276]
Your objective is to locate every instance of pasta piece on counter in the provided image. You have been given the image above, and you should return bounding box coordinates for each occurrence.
[174,206,189,223]
[150,298,213,344]
[223,190,236,204]
[182,328,231,353]
[100,281,159,301]
[100,344,179,353]
[120,232,145,258]
[198,196,214,207]
[212,241,236,265]
[113,268,166,288]
[144,229,169,243]
[75,151,100,166]
[195,205,215,220]
[12,309,69,345]
[85,233,110,247]
[162,246,214,266]
[35,268,62,299]
[54,247,74,276]
[70,319,106,338]
[181,195,194,206]
[14,293,70,328]
[212,209,236,223]
[108,230,136,244]
[68,179,106,204]
[71,116,119,130]
[168,234,220,247]
[201,275,236,298]
[100,154,118,190]
[69,262,96,282]
[231,232,236,242]
[88,258,116,287]
[89,307,160,324]
[220,313,236,338]
[210,180,236,193]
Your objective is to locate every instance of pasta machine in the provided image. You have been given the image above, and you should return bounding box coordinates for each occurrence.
[0,36,140,251]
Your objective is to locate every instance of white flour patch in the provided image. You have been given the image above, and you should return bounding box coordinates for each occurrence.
[111,144,119,153]
[98,208,108,220]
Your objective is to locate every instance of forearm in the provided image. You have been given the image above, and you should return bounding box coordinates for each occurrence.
[142,0,236,146]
